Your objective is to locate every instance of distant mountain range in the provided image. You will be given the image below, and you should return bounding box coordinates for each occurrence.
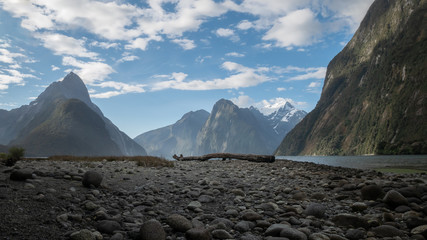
[275,0,427,155]
[135,99,306,157]
[0,72,147,157]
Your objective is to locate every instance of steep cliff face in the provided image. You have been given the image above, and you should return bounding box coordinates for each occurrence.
[276,0,427,156]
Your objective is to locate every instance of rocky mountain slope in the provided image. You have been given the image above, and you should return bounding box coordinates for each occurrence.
[276,0,427,156]
[197,99,279,155]
[0,72,147,156]
[136,99,306,157]
[134,110,209,157]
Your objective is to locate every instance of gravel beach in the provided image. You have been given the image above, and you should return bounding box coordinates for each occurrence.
[1,159,426,240]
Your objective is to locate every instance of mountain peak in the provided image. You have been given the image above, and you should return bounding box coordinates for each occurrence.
[36,72,92,106]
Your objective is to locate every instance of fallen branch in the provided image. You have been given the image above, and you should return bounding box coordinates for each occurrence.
[172,153,275,163]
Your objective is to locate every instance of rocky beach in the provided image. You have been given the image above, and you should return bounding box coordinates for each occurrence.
[1,159,427,240]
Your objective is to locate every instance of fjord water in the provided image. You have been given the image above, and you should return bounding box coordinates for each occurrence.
[277,155,427,170]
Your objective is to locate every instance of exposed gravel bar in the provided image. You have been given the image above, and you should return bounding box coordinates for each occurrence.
[1,159,426,240]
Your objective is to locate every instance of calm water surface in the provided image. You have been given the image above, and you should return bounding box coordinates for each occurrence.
[277,155,427,170]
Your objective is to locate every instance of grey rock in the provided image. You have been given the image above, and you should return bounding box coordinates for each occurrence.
[383,190,409,207]
[166,214,192,232]
[242,210,263,221]
[82,171,103,188]
[198,195,215,203]
[139,219,166,240]
[372,225,404,237]
[351,202,368,212]
[70,229,96,240]
[96,220,121,234]
[235,221,252,233]
[309,233,330,240]
[265,224,291,237]
[10,169,33,181]
[411,225,427,238]
[280,226,307,240]
[360,184,384,200]
[185,228,211,240]
[345,229,365,240]
[304,203,326,218]
[110,232,124,240]
[332,214,369,229]
[211,229,233,239]
[240,233,262,240]
[188,201,202,210]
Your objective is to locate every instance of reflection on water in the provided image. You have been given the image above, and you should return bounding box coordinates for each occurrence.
[277,155,427,170]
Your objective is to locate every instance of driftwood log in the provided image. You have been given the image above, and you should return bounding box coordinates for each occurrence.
[172,153,275,163]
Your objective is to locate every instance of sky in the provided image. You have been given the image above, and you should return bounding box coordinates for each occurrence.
[0,0,374,138]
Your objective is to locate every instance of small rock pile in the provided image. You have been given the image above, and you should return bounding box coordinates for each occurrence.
[0,159,426,240]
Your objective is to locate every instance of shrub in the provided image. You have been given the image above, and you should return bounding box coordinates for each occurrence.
[5,147,25,166]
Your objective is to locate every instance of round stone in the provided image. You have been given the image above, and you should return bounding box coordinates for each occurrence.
[96,220,121,234]
[360,184,384,200]
[70,229,96,240]
[304,203,326,218]
[82,171,103,188]
[166,214,192,232]
[383,190,409,207]
[185,228,211,240]
[139,219,166,240]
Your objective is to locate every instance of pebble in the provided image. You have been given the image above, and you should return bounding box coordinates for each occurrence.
[166,214,193,232]
[10,169,33,181]
[383,190,409,207]
[185,228,212,240]
[304,203,326,218]
[82,171,103,188]
[2,159,426,240]
[96,220,121,234]
[139,219,166,240]
[70,229,96,240]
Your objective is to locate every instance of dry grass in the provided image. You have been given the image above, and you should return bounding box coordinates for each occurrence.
[25,155,174,168]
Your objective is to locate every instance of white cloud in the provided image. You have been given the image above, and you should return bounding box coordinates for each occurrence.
[216,28,234,37]
[0,48,26,64]
[117,55,139,63]
[286,67,326,81]
[215,28,239,42]
[51,65,60,71]
[151,61,270,91]
[277,87,286,92]
[62,56,114,84]
[236,20,253,30]
[125,35,163,51]
[90,81,145,99]
[90,41,119,49]
[263,9,323,48]
[172,38,196,50]
[226,52,245,57]
[0,69,37,90]
[308,81,321,88]
[35,33,98,59]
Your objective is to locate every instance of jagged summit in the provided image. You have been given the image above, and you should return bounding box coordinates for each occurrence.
[35,72,92,106]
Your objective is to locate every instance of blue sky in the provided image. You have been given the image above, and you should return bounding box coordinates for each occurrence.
[0,0,374,138]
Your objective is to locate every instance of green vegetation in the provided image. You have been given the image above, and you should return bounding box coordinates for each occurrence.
[46,155,174,168]
[3,147,25,166]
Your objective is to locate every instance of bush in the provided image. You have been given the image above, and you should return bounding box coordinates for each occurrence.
[5,147,25,167]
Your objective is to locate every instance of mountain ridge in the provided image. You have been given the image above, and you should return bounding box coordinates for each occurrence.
[135,98,306,157]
